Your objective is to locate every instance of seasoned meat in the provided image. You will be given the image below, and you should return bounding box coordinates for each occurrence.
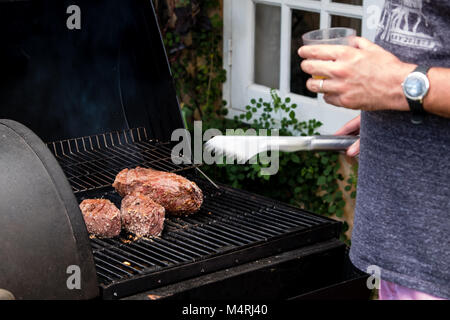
[120,194,165,237]
[113,167,203,216]
[79,199,121,238]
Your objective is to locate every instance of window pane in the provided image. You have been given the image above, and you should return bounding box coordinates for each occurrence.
[291,9,320,98]
[330,15,362,36]
[254,4,281,89]
[331,0,363,5]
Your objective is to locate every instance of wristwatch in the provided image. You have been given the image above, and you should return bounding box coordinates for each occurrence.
[401,65,431,124]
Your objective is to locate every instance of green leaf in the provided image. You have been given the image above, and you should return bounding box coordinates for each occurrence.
[323,194,333,203]
[317,176,326,186]
[291,154,300,164]
[289,111,296,120]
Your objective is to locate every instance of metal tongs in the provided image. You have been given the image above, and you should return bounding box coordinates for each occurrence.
[205,135,358,163]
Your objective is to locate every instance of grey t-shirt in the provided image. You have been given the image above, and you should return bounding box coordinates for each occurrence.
[349,0,450,298]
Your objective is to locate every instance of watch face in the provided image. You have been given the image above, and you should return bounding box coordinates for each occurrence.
[404,75,427,98]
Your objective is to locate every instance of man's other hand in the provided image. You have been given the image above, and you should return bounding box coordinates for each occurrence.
[335,115,361,157]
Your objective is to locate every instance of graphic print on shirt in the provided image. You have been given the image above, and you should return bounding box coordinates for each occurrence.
[376,0,442,51]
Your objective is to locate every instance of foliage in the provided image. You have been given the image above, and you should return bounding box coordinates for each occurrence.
[345,162,359,201]
[153,0,227,127]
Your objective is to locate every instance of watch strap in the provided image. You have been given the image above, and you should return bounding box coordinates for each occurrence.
[407,65,430,125]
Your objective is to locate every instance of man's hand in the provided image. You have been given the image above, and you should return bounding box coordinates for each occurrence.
[298,37,416,112]
[335,115,361,157]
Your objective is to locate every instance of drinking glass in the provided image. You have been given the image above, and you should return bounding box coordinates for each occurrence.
[302,27,356,79]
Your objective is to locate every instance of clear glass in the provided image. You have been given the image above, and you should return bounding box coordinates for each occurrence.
[301,27,356,80]
[331,0,362,5]
[291,9,320,98]
[331,15,362,37]
[254,3,281,89]
[302,27,356,45]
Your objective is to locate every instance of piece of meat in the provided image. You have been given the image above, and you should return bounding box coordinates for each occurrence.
[113,167,203,216]
[79,199,121,238]
[120,194,165,238]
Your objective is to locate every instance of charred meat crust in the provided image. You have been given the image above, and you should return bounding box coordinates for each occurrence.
[113,167,203,216]
[120,194,165,238]
[79,199,122,238]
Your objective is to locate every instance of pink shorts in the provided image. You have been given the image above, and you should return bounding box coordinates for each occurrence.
[379,280,445,300]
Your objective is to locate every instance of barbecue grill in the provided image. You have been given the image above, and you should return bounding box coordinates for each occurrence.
[0,0,370,300]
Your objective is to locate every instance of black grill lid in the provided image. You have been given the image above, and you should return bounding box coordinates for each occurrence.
[0,0,184,143]
[0,119,98,299]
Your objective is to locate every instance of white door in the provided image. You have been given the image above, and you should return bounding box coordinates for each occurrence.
[223,0,384,134]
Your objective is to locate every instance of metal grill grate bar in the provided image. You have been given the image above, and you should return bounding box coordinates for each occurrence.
[135,240,196,262]
[198,204,278,238]
[48,128,198,193]
[94,251,143,275]
[161,234,215,256]
[227,191,325,225]
[182,214,266,241]
[152,238,205,259]
[202,201,287,235]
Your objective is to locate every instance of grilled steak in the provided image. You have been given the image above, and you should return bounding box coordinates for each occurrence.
[120,194,165,237]
[79,199,121,238]
[113,167,203,216]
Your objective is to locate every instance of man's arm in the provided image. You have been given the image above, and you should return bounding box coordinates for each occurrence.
[298,37,450,119]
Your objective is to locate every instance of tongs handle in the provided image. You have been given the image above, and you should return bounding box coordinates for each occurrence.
[310,135,359,151]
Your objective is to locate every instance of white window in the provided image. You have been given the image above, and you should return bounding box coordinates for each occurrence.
[223,0,384,134]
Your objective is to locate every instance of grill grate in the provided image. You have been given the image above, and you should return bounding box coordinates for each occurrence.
[47,127,197,193]
[49,129,341,299]
[79,179,339,299]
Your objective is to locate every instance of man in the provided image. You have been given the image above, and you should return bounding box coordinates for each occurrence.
[298,0,449,300]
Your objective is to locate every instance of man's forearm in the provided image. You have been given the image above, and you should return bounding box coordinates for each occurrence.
[423,68,450,118]
[299,38,450,118]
